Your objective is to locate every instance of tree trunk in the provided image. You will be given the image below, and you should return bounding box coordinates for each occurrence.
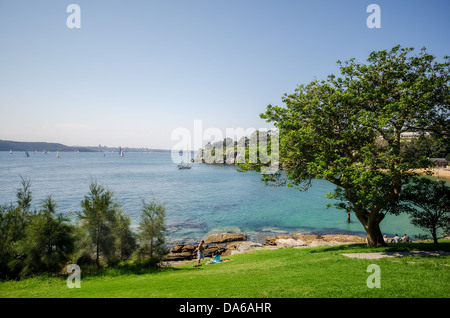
[356,209,387,247]
[432,226,438,244]
[96,228,101,268]
[365,221,387,247]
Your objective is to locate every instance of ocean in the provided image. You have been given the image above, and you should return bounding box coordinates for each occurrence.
[0,151,438,244]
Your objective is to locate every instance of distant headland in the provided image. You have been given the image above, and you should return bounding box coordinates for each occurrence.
[0,139,171,153]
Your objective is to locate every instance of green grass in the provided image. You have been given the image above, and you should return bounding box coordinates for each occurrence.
[1,242,449,298]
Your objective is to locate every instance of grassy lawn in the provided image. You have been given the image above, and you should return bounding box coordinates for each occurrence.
[1,242,449,298]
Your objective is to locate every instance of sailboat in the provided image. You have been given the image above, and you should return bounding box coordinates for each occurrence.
[57,151,61,158]
[25,151,30,157]
[10,149,13,154]
[119,147,124,157]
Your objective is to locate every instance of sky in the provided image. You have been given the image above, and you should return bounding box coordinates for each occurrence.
[0,0,449,149]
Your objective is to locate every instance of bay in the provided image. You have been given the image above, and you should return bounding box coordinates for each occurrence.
[0,151,435,244]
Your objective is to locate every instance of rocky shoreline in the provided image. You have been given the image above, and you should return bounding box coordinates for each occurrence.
[162,232,367,265]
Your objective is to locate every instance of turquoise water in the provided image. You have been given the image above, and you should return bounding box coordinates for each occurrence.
[0,151,439,244]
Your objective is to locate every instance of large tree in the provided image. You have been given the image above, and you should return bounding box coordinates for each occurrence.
[255,46,449,246]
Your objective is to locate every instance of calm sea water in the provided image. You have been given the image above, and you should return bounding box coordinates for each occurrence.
[0,151,440,244]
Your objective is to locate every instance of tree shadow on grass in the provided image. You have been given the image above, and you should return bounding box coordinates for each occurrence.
[306,241,450,254]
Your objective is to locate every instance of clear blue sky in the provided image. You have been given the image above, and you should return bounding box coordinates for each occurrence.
[0,0,449,149]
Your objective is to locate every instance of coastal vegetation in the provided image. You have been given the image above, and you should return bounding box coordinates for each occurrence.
[0,178,167,280]
[136,200,168,265]
[233,45,450,247]
[395,178,450,244]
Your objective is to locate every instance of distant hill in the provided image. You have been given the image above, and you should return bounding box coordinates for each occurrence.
[0,139,172,153]
[0,140,95,152]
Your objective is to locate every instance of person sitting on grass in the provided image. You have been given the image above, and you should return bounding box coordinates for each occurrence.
[401,234,410,243]
[206,251,230,265]
[393,234,400,243]
[212,251,221,263]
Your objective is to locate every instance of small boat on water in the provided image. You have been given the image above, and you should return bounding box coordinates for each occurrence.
[177,163,191,169]
[57,151,61,158]
[119,147,124,157]
[10,149,13,154]
[25,151,30,157]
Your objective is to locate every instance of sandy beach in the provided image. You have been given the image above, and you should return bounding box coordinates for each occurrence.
[413,168,450,179]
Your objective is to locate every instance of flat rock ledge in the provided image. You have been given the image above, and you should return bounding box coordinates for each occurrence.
[163,232,366,264]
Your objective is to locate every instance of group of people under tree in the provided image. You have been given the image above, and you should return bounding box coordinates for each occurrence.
[384,233,410,244]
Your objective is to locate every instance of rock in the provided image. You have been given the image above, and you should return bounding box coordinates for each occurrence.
[229,241,263,255]
[221,241,240,256]
[204,233,247,244]
[204,245,227,257]
[181,245,197,252]
[275,238,307,248]
[165,243,227,261]
[265,237,277,246]
[170,244,184,253]
[265,235,293,245]
[163,251,196,261]
[292,234,319,241]
[320,235,366,243]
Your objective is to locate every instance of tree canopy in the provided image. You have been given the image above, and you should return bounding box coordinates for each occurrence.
[257,45,450,246]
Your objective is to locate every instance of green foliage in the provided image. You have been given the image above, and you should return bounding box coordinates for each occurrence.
[395,178,450,243]
[78,181,122,267]
[402,134,450,162]
[16,176,32,216]
[116,213,137,261]
[235,130,279,174]
[16,197,75,276]
[0,204,26,279]
[245,45,450,246]
[0,193,75,279]
[136,199,167,264]
[1,178,167,280]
